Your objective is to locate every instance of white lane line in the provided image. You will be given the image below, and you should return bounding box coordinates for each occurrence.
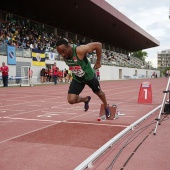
[37,114,59,117]
[50,106,99,111]
[5,99,27,101]
[118,116,134,118]
[2,116,61,123]
[0,109,25,111]
[37,111,76,118]
[0,121,60,144]
[41,101,67,104]
[2,116,129,128]
[116,109,136,111]
[0,116,128,145]
[0,96,66,108]
[94,113,134,118]
[41,111,76,114]
[2,107,51,117]
[65,121,128,127]
[51,106,85,110]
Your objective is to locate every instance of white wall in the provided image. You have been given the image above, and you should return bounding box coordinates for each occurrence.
[0,55,160,80]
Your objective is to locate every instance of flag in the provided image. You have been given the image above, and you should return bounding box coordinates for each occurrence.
[32,49,45,66]
[7,45,16,65]
[47,52,55,60]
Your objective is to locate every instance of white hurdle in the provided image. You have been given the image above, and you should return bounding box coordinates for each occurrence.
[20,66,33,87]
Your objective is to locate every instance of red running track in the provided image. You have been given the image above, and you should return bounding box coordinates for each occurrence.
[0,78,169,170]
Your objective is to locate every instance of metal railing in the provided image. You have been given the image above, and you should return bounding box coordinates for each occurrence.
[0,44,155,69]
[0,44,32,58]
[74,105,161,170]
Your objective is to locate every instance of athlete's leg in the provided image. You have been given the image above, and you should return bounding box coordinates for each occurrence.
[67,79,89,103]
[86,75,108,107]
[95,90,110,117]
[67,94,90,104]
[87,75,110,117]
[95,90,108,108]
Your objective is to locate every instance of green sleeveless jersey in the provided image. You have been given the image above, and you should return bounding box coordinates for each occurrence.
[64,44,95,83]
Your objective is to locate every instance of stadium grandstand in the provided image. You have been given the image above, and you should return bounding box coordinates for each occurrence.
[0,0,160,84]
[1,1,169,170]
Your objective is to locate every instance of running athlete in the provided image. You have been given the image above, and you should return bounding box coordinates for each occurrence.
[56,38,110,118]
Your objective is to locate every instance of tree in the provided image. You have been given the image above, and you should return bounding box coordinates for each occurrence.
[162,67,170,77]
[131,50,148,61]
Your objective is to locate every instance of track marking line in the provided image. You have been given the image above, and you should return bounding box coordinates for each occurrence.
[27,105,42,107]
[116,109,136,111]
[2,116,61,123]
[50,105,81,109]
[37,114,59,117]
[0,117,127,145]
[0,121,60,144]
[65,121,128,127]
[117,116,134,118]
[94,113,134,118]
[41,101,67,104]
[41,111,76,115]
[4,99,28,101]
[0,109,25,111]
[1,107,54,117]
[0,96,67,108]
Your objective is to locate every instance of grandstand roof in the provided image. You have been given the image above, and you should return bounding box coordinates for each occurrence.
[1,0,159,52]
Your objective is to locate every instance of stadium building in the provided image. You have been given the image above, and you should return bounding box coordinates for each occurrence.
[157,49,170,69]
[0,0,160,84]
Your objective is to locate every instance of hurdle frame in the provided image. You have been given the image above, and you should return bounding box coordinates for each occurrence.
[20,66,33,87]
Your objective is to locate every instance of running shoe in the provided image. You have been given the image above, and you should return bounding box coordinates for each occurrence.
[84,96,91,112]
[105,106,111,118]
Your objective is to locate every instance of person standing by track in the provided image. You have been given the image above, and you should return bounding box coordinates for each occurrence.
[56,38,110,117]
[52,62,59,85]
[0,62,9,87]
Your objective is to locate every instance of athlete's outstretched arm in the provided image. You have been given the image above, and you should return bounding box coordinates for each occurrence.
[76,43,101,59]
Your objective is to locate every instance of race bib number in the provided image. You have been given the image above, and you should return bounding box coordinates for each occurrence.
[69,66,85,77]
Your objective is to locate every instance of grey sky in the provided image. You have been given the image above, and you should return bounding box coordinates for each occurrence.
[105,0,170,68]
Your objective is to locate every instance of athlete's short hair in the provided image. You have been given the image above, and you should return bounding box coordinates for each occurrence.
[56,38,69,47]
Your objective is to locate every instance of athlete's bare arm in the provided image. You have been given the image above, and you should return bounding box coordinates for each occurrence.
[76,42,102,69]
